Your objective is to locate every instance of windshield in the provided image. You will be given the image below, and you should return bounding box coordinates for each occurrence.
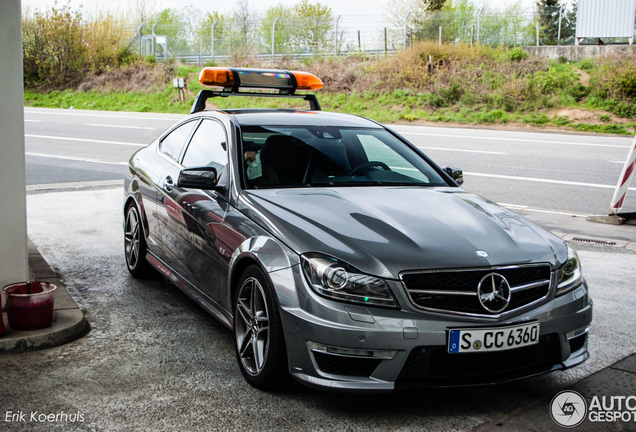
[239,126,448,189]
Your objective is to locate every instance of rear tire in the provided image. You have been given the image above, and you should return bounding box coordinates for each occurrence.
[234,265,289,390]
[124,202,153,278]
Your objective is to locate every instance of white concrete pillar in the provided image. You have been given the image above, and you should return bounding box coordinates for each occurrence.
[0,0,29,298]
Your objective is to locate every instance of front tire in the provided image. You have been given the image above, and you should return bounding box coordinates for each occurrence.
[234,265,289,390]
[124,202,153,278]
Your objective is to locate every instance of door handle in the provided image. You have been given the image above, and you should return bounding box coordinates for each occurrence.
[163,176,174,192]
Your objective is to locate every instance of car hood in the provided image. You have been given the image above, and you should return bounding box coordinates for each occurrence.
[238,187,567,279]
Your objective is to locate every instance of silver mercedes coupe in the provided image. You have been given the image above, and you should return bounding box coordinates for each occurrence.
[123,67,592,392]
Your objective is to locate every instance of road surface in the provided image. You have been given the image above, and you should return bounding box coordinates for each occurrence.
[24,107,636,216]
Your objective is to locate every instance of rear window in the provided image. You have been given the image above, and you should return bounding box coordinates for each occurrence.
[239,126,447,189]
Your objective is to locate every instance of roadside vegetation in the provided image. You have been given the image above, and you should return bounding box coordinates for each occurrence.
[22,4,636,135]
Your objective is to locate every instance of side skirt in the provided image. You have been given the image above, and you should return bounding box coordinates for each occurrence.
[146,252,234,330]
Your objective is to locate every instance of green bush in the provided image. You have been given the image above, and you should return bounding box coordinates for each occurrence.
[522,113,550,125]
[22,5,131,90]
[577,58,595,71]
[508,47,529,62]
[571,124,631,135]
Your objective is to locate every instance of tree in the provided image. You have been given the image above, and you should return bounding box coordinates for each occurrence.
[414,0,452,42]
[425,0,447,12]
[381,0,427,48]
[232,0,256,47]
[292,1,333,52]
[153,8,188,54]
[132,0,157,25]
[442,0,476,44]
[259,4,295,55]
[198,11,228,56]
[481,1,528,46]
[536,0,562,45]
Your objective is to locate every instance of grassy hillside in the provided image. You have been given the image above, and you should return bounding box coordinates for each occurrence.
[24,43,636,135]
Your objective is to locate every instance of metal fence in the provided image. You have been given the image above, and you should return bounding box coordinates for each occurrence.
[126,6,632,64]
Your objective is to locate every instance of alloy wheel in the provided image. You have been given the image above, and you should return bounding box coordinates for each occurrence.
[125,206,141,270]
[235,276,270,376]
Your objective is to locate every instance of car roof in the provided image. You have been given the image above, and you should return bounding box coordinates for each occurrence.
[210,109,383,128]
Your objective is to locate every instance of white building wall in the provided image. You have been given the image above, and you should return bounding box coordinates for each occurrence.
[576,0,636,38]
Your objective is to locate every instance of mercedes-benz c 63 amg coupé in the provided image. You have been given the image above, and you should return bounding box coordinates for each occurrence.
[123,67,592,392]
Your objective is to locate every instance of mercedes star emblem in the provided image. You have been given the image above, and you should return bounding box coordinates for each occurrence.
[477,272,511,313]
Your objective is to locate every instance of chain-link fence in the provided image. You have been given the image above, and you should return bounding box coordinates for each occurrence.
[127,6,631,64]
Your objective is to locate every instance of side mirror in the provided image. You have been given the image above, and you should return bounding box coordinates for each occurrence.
[442,166,464,186]
[177,166,221,190]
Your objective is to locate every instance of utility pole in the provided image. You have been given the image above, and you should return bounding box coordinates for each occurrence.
[404,11,411,50]
[199,35,203,67]
[358,30,361,53]
[557,5,563,46]
[471,24,474,46]
[272,17,279,62]
[439,26,442,45]
[211,20,218,62]
[384,27,387,56]
[477,7,484,44]
[334,15,341,56]
[152,23,157,56]
[138,23,144,55]
[536,19,540,46]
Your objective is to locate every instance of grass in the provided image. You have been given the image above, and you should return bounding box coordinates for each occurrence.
[23,44,636,135]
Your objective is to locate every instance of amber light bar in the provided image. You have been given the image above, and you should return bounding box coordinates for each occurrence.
[198,67,323,92]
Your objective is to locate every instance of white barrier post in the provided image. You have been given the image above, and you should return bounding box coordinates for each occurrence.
[610,134,636,214]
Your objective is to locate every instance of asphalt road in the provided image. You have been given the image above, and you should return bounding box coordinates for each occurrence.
[0,188,633,431]
[24,107,636,216]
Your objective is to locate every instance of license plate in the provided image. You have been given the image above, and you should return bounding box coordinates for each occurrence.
[448,322,540,354]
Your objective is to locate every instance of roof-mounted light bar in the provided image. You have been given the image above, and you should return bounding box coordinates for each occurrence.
[198,67,324,92]
[191,67,323,114]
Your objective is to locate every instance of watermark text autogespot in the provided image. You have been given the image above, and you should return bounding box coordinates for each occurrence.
[588,396,636,422]
[550,392,636,428]
[5,410,85,423]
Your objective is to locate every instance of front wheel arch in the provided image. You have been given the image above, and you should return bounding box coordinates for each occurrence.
[124,195,149,242]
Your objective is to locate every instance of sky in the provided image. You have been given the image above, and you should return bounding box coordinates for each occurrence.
[23,0,536,17]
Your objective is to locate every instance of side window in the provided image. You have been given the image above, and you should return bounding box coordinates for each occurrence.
[160,120,197,162]
[182,119,228,172]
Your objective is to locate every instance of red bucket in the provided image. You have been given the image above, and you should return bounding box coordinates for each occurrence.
[3,281,56,331]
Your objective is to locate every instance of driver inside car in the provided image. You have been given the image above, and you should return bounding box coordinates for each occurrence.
[244,149,279,186]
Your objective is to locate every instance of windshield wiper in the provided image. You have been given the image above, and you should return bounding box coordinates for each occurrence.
[320,180,383,187]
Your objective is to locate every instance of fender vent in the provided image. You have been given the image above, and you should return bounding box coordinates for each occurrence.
[571,237,617,246]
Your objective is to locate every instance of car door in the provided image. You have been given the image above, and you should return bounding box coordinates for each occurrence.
[151,119,199,265]
[158,118,230,304]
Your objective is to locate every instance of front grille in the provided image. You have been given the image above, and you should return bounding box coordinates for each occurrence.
[313,352,382,377]
[396,334,561,387]
[401,265,552,316]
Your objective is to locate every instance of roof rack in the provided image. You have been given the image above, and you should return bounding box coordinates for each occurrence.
[190,67,323,114]
[190,90,321,114]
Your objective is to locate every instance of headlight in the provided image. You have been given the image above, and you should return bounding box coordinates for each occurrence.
[301,253,398,308]
[556,246,584,296]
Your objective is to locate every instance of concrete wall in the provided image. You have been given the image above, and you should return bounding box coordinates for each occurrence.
[0,0,29,300]
[523,45,636,62]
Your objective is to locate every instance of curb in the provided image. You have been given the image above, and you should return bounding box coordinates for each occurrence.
[0,238,90,353]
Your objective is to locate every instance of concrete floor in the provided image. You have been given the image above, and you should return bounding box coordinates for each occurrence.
[0,187,634,431]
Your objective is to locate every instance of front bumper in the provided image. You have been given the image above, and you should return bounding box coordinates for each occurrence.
[269,265,593,392]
